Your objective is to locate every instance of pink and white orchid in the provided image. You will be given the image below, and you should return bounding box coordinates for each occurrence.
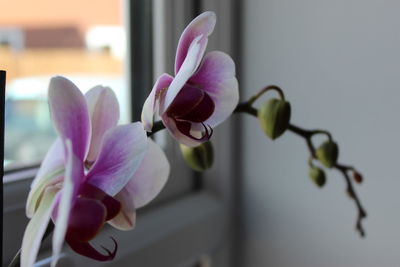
[21,76,170,267]
[141,11,239,147]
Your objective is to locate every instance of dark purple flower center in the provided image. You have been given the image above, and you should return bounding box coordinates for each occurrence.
[166,84,215,141]
[65,184,121,261]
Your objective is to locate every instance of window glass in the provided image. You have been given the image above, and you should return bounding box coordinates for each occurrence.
[1,0,127,169]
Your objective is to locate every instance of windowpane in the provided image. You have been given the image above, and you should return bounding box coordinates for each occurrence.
[1,0,127,170]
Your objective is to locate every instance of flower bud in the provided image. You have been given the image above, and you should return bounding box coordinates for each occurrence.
[309,166,326,187]
[316,141,338,168]
[180,141,214,172]
[352,171,363,184]
[258,98,291,140]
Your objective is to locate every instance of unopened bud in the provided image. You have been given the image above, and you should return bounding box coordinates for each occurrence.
[316,141,338,168]
[258,98,291,140]
[309,166,326,187]
[180,141,214,172]
[353,171,363,184]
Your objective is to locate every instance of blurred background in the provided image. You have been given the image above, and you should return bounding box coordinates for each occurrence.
[1,0,127,168]
[3,0,400,266]
[241,0,400,266]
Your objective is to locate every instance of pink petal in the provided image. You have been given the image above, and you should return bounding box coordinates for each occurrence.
[189,51,239,127]
[51,140,82,267]
[85,86,120,165]
[48,76,91,161]
[162,35,204,113]
[21,186,58,267]
[175,11,216,74]
[26,139,64,218]
[86,123,147,196]
[141,74,174,131]
[116,139,170,210]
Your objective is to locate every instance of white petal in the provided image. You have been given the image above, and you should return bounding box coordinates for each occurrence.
[26,139,64,218]
[21,186,58,267]
[118,138,170,209]
[107,190,136,231]
[162,35,203,114]
[141,74,174,131]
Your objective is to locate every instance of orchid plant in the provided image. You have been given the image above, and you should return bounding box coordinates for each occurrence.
[142,11,238,147]
[15,11,366,267]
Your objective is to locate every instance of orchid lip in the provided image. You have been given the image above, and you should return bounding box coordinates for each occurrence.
[63,183,121,261]
[174,119,213,142]
[166,84,215,124]
[66,236,118,261]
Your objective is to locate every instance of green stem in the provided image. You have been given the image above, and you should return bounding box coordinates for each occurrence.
[247,85,285,105]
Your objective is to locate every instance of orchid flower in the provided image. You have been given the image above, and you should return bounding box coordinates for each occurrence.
[141,11,239,147]
[21,76,170,267]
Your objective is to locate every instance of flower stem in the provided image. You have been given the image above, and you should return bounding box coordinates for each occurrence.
[247,85,285,105]
[148,86,366,237]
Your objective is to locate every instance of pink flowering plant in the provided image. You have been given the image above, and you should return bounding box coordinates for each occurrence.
[21,77,169,266]
[142,12,238,147]
[14,11,367,267]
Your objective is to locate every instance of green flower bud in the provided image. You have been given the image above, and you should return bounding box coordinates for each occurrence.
[180,141,214,172]
[258,98,291,140]
[309,166,326,187]
[316,141,339,168]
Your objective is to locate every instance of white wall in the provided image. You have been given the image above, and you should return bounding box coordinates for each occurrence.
[241,1,400,266]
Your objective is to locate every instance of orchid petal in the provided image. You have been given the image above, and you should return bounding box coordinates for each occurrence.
[86,123,147,196]
[129,139,170,208]
[21,186,58,267]
[31,138,64,189]
[48,76,91,161]
[66,237,117,261]
[108,190,136,231]
[26,139,64,218]
[110,139,169,227]
[85,86,120,164]
[162,35,204,113]
[162,115,206,147]
[51,140,82,267]
[189,51,239,127]
[141,74,174,131]
[175,11,216,74]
